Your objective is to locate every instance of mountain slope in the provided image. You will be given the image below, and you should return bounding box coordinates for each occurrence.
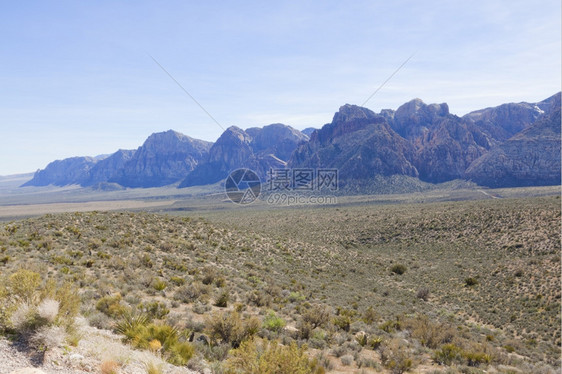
[465,99,561,187]
[22,156,98,187]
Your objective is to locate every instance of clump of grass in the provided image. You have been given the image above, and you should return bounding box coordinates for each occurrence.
[390,264,407,275]
[115,312,194,365]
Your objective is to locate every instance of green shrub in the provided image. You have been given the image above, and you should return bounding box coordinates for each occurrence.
[138,301,169,320]
[464,277,478,286]
[225,338,324,374]
[116,314,194,365]
[433,343,463,365]
[152,279,167,291]
[96,294,128,318]
[263,310,286,332]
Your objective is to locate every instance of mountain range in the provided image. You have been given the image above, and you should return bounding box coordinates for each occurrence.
[22,92,561,190]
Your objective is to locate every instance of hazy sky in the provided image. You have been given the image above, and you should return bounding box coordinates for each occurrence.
[1,0,560,175]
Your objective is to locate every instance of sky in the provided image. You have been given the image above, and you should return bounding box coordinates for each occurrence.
[0,0,560,175]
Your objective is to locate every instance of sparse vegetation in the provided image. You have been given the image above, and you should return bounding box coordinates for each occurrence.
[0,195,559,372]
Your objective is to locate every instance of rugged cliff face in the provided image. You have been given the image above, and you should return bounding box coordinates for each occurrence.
[465,101,561,187]
[289,104,418,181]
[108,130,212,188]
[83,149,135,187]
[180,124,306,187]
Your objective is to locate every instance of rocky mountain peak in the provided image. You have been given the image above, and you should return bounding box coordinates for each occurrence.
[333,104,378,124]
[395,99,449,123]
[215,126,252,146]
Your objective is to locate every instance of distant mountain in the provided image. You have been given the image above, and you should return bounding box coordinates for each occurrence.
[110,130,212,188]
[23,130,212,188]
[22,156,97,187]
[465,96,561,187]
[21,93,561,190]
[179,124,306,187]
[301,127,317,137]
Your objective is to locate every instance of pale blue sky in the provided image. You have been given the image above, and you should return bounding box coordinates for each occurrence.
[1,0,560,175]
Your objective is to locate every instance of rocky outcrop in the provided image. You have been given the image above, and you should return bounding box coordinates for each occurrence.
[109,130,212,188]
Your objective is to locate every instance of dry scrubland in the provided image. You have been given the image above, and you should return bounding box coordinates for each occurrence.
[0,195,560,373]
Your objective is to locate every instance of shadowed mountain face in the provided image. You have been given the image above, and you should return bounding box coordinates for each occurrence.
[387,99,495,183]
[289,105,418,181]
[83,149,135,187]
[465,97,561,187]
[179,124,307,187]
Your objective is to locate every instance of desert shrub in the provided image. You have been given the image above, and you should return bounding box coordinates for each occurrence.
[174,282,210,303]
[368,336,384,350]
[225,338,324,374]
[30,325,66,350]
[8,269,41,301]
[407,315,455,349]
[247,289,272,307]
[100,360,120,374]
[380,338,414,374]
[390,264,407,275]
[138,301,170,320]
[206,311,260,348]
[464,277,478,287]
[0,270,79,339]
[302,304,331,329]
[170,276,186,286]
[151,279,167,291]
[168,341,195,365]
[416,288,430,301]
[37,298,59,323]
[332,308,356,332]
[96,294,128,318]
[379,317,403,333]
[340,354,354,366]
[433,343,463,365]
[362,306,377,324]
[201,266,217,285]
[214,289,230,308]
[263,310,286,332]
